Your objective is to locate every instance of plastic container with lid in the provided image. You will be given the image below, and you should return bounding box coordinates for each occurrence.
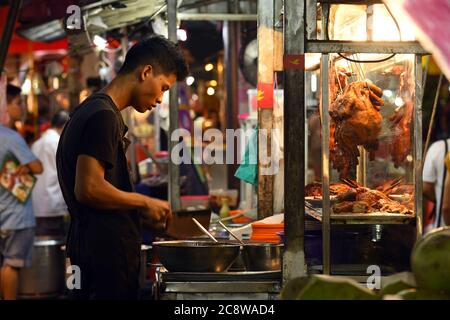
[180,195,210,210]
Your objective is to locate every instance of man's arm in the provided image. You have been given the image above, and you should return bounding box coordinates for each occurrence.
[442,177,450,226]
[17,159,43,175]
[423,182,436,202]
[443,153,450,226]
[74,154,171,229]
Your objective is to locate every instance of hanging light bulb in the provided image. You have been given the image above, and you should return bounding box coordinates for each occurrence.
[93,35,108,50]
[186,76,195,86]
[177,29,187,41]
[205,63,214,72]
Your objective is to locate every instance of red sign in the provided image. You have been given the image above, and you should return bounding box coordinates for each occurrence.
[283,54,305,70]
[257,82,274,109]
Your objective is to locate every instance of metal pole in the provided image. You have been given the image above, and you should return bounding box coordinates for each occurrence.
[321,54,331,275]
[257,0,274,219]
[414,55,423,237]
[321,2,331,275]
[0,0,22,73]
[167,0,181,211]
[283,0,306,283]
[178,13,257,21]
[224,0,240,191]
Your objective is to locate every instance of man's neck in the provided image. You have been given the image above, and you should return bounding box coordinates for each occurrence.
[101,74,134,111]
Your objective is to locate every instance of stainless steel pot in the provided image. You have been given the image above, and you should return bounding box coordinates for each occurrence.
[18,237,66,299]
[140,245,151,287]
[242,243,283,271]
[153,240,241,272]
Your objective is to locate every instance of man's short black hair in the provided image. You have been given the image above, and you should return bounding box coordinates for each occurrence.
[7,84,21,102]
[118,35,189,81]
[51,110,70,129]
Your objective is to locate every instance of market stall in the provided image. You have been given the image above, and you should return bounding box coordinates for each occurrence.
[282,0,428,280]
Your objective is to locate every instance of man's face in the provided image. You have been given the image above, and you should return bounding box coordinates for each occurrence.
[132,65,177,113]
[7,95,23,121]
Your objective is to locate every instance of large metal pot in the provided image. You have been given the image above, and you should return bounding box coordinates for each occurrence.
[18,237,66,299]
[242,243,283,271]
[140,245,151,287]
[153,240,240,272]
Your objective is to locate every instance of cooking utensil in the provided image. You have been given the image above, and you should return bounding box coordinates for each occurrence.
[192,217,218,242]
[215,222,283,271]
[153,240,241,272]
[216,211,245,222]
[242,243,283,271]
[382,177,404,194]
[339,177,359,188]
[18,237,65,298]
[218,221,245,245]
[305,201,322,213]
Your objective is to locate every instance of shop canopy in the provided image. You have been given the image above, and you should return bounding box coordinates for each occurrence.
[0,6,67,55]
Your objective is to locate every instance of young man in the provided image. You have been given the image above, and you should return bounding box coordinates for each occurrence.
[56,35,188,299]
[32,110,70,237]
[1,84,43,300]
[423,138,450,232]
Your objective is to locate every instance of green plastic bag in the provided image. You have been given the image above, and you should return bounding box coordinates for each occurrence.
[234,126,258,186]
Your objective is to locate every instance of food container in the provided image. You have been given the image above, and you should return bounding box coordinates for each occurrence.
[180,195,210,210]
[209,189,238,212]
[140,245,151,288]
[153,240,241,272]
[165,209,211,239]
[18,237,66,298]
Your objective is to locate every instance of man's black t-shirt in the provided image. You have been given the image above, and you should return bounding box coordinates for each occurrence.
[56,93,141,298]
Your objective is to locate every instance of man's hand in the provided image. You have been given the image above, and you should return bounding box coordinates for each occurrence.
[140,197,172,231]
[16,165,30,176]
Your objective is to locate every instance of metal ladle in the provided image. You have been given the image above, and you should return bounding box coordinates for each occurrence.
[218,221,245,245]
[192,217,218,243]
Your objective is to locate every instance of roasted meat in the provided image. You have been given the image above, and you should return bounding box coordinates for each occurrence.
[329,81,384,178]
[304,182,353,197]
[330,183,352,195]
[305,182,323,197]
[333,201,369,213]
[383,65,414,168]
[389,101,413,167]
[390,184,414,195]
[329,66,352,103]
[376,180,414,195]
[333,186,413,215]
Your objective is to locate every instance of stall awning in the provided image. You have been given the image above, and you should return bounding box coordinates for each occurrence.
[0,6,67,55]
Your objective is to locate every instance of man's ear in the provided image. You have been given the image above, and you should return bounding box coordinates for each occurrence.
[140,65,153,81]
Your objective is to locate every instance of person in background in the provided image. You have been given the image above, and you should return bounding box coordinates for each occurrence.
[0,85,43,300]
[441,151,450,226]
[423,138,450,232]
[31,110,70,238]
[6,84,24,133]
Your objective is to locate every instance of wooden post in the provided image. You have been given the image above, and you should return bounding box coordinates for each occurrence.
[283,0,307,282]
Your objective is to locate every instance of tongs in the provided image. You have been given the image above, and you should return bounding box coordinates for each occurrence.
[382,177,404,194]
[339,177,360,188]
[305,201,321,213]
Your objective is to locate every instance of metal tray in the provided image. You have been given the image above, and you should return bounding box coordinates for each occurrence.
[306,207,415,225]
[161,270,282,282]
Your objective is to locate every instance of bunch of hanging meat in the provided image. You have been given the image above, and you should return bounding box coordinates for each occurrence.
[329,79,385,178]
[384,65,414,168]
